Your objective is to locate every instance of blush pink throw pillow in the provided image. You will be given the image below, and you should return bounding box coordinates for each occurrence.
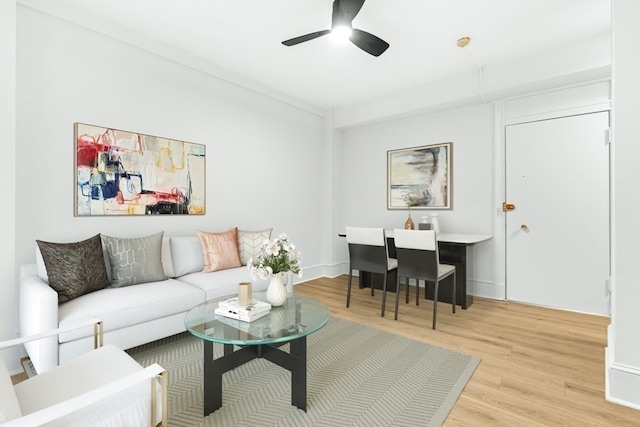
[196,228,242,272]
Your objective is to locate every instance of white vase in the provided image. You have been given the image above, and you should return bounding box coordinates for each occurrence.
[430,213,441,233]
[266,272,287,307]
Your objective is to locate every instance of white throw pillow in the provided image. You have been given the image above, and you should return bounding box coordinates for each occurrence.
[170,236,204,277]
[237,228,272,265]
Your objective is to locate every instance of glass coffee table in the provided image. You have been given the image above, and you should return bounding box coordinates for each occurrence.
[184,292,330,416]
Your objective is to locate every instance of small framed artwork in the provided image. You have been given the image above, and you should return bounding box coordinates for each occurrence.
[75,122,206,216]
[387,142,453,210]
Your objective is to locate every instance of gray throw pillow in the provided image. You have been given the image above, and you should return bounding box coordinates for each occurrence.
[101,232,167,287]
[36,234,110,303]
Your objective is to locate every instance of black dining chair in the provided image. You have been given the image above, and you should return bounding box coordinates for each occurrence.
[345,226,398,317]
[393,228,456,329]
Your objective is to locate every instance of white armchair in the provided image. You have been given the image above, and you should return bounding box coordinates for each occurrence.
[0,318,167,427]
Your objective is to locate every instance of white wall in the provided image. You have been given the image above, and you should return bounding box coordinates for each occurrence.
[0,0,18,368]
[607,0,640,410]
[2,5,326,370]
[339,104,497,296]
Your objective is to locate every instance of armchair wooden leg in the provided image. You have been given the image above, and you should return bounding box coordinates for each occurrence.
[151,369,168,427]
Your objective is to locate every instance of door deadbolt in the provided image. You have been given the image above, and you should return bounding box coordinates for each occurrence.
[503,202,516,212]
[521,224,528,231]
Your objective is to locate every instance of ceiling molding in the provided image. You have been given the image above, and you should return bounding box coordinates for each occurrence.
[17,0,327,118]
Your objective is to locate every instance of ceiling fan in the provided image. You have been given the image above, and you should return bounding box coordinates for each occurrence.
[281,0,389,57]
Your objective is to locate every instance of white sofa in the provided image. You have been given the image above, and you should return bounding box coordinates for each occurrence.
[19,234,272,374]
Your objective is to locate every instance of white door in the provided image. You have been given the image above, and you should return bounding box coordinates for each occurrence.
[505,111,610,315]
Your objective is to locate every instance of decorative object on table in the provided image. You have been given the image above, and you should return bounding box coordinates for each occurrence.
[266,272,288,307]
[75,122,206,216]
[215,297,271,322]
[419,215,433,230]
[248,233,302,307]
[387,142,453,210]
[430,213,441,232]
[238,282,252,306]
[401,191,417,230]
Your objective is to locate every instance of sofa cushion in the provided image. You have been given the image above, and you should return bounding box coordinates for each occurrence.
[169,236,203,277]
[237,228,272,265]
[58,278,204,342]
[102,232,167,287]
[196,228,242,272]
[160,236,175,278]
[36,234,110,303]
[178,266,269,301]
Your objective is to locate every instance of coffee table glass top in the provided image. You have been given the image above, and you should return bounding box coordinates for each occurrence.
[184,293,330,346]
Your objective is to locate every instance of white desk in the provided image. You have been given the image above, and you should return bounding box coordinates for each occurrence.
[341,231,492,309]
[385,230,492,245]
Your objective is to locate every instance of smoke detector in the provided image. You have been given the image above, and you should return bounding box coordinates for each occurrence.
[457,36,471,48]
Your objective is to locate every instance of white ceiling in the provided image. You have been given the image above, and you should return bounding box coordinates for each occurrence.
[45,0,610,110]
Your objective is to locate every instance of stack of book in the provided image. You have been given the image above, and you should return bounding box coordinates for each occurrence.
[214,297,271,322]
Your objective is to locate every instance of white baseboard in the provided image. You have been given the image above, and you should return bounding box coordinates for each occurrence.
[469,279,505,300]
[605,346,640,410]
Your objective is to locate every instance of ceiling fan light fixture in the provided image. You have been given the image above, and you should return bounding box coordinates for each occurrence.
[330,25,353,43]
[281,0,389,56]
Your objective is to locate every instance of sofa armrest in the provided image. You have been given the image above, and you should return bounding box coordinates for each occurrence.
[19,270,59,374]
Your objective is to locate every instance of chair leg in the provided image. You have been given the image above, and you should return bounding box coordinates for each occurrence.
[405,278,410,304]
[416,279,420,306]
[432,280,439,330]
[394,274,401,320]
[380,272,388,317]
[347,269,353,308]
[452,272,456,313]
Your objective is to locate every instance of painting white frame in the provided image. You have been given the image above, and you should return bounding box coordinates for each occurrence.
[387,142,453,210]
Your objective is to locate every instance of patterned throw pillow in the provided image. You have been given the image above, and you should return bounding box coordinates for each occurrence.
[197,228,242,272]
[101,232,167,288]
[237,228,273,265]
[36,234,110,303]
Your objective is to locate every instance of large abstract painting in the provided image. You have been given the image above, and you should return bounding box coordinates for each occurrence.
[387,142,452,210]
[75,123,206,216]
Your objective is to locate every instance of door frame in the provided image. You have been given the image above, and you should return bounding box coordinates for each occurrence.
[492,80,612,304]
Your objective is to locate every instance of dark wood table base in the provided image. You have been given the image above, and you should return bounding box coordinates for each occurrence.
[203,336,307,416]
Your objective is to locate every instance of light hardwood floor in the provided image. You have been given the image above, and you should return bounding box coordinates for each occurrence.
[294,275,640,427]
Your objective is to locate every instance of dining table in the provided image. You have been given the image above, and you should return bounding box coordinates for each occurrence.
[340,230,492,309]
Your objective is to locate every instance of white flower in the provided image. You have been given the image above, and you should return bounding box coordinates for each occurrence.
[248,233,302,280]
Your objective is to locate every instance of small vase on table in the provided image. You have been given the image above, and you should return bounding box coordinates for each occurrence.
[404,212,415,230]
[266,272,288,307]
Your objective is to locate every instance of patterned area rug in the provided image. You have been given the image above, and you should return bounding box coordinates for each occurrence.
[127,317,480,427]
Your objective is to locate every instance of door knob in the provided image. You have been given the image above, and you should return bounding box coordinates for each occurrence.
[521,224,528,231]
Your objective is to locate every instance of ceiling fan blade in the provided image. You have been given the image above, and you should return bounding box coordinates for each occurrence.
[282,29,331,46]
[350,28,389,57]
[332,0,366,27]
